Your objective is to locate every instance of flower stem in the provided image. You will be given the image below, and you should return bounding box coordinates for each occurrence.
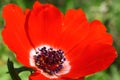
[7,59,21,80]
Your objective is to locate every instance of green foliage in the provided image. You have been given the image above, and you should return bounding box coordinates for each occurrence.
[0,0,120,80]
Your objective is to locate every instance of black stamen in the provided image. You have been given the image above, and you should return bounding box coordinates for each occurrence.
[34,47,65,75]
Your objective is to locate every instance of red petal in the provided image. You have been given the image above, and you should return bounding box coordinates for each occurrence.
[55,9,112,54]
[33,1,42,9]
[78,77,84,80]
[63,9,87,31]
[58,14,116,78]
[29,72,63,80]
[55,9,89,52]
[85,20,113,45]
[64,44,116,78]
[28,1,63,47]
[29,72,48,80]
[61,77,84,80]
[2,4,32,66]
[64,20,113,57]
[25,8,31,15]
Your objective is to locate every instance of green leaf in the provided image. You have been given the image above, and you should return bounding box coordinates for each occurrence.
[66,0,74,10]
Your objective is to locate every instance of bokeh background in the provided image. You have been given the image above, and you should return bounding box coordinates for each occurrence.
[0,0,120,80]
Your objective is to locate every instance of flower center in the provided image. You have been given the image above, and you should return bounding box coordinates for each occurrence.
[34,47,66,75]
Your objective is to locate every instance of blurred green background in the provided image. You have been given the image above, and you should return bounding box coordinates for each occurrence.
[0,0,120,80]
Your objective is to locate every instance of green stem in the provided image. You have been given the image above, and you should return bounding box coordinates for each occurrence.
[7,59,21,80]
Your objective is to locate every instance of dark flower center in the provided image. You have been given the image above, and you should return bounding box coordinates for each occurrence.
[34,47,66,75]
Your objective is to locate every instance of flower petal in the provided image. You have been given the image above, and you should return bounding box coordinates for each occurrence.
[58,17,116,78]
[28,1,63,47]
[33,1,42,9]
[55,9,112,53]
[29,72,63,80]
[55,9,89,52]
[64,20,113,57]
[85,20,113,45]
[60,77,84,80]
[63,9,87,31]
[29,72,49,80]
[2,4,32,66]
[63,44,116,78]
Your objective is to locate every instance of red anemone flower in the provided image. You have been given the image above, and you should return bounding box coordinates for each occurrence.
[2,1,117,80]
